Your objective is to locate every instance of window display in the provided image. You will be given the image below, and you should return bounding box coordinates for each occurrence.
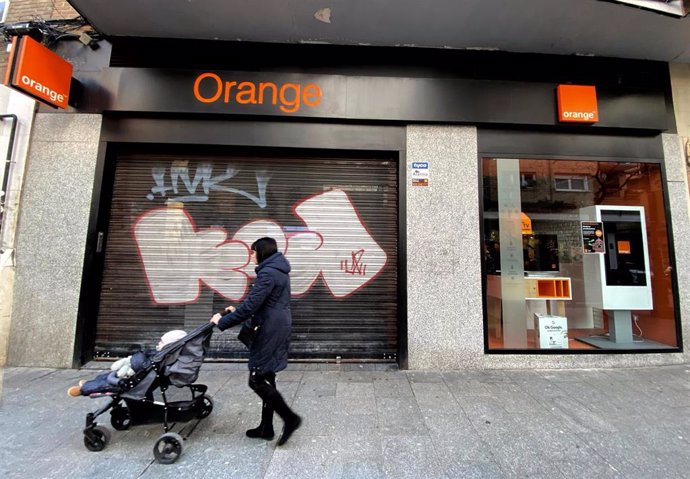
[482,158,678,352]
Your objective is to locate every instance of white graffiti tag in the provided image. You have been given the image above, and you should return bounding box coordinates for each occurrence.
[134,206,251,303]
[289,189,387,298]
[147,161,270,208]
[134,189,388,304]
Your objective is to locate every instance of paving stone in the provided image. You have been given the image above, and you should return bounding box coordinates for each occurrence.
[381,436,442,479]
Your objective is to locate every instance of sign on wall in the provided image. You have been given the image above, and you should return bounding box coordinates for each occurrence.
[411,161,430,187]
[557,84,598,124]
[4,36,73,109]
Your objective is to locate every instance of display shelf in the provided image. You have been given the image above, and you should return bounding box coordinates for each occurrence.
[524,277,572,300]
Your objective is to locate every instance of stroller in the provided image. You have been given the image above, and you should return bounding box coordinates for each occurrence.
[82,322,215,464]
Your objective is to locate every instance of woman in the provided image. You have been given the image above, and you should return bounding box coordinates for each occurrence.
[210,237,301,446]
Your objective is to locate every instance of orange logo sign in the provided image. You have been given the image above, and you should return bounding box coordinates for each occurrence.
[4,36,73,109]
[557,85,598,123]
[193,72,322,113]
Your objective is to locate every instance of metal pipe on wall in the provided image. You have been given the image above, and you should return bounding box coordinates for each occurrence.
[0,113,18,243]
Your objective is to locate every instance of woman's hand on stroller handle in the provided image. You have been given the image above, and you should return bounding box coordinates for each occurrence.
[210,306,236,325]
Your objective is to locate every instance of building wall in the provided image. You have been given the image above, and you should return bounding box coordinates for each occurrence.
[6,120,689,369]
[670,63,690,140]
[406,126,484,368]
[0,0,78,74]
[7,112,100,368]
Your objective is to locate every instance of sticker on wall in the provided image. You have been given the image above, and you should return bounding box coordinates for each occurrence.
[411,161,430,187]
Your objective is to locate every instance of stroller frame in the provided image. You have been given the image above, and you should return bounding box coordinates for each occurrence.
[82,323,214,464]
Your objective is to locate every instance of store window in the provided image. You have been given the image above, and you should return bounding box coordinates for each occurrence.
[553,175,588,192]
[482,158,678,351]
[520,172,537,189]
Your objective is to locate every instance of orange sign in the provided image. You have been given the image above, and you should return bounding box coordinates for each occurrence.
[557,85,598,123]
[4,36,73,109]
[193,72,322,113]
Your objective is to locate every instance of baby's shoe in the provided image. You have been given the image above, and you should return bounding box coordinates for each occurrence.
[67,385,82,397]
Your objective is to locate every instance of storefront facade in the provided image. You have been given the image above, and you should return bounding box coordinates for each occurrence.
[5,41,690,369]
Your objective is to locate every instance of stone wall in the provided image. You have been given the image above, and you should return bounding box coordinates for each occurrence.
[7,113,101,367]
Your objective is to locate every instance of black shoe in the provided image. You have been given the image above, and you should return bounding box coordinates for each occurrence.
[246,426,274,440]
[277,415,302,446]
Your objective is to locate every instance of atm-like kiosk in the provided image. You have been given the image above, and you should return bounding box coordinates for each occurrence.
[578,205,653,347]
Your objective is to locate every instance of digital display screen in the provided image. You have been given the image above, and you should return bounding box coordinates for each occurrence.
[602,211,647,286]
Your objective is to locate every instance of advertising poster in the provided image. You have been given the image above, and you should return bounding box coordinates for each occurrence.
[581,221,605,254]
[411,161,430,187]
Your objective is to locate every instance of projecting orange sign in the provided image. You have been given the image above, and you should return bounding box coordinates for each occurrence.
[4,36,73,109]
[557,85,598,123]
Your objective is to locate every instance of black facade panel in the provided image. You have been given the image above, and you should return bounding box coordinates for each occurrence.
[478,129,664,160]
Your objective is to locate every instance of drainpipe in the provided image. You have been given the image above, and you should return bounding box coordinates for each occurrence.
[0,114,18,241]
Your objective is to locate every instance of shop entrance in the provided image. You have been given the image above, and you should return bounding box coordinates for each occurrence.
[92,145,399,362]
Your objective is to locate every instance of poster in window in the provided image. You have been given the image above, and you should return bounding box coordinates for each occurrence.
[581,221,605,254]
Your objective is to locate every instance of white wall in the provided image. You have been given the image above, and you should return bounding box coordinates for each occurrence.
[0,86,36,367]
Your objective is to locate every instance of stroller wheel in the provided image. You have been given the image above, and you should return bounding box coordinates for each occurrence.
[153,432,184,464]
[196,395,214,419]
[110,406,132,431]
[83,426,110,452]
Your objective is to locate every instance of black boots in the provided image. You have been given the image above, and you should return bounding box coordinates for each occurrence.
[246,400,275,440]
[245,396,302,445]
[277,412,302,446]
[265,388,302,446]
[248,370,302,446]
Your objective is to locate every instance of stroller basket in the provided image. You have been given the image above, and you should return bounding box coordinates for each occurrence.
[81,322,215,464]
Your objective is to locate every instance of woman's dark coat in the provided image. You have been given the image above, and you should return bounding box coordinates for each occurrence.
[217,252,292,374]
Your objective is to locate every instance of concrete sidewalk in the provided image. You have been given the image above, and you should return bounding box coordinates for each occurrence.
[0,363,688,479]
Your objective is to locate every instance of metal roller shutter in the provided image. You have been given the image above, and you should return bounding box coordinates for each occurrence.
[94,148,399,361]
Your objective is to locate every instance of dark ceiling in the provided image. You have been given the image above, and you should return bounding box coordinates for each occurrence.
[66,0,690,63]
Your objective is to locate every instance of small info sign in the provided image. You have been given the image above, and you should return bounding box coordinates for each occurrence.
[411,161,430,187]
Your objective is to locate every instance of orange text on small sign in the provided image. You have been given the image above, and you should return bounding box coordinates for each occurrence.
[5,36,72,109]
[557,85,598,123]
[412,179,429,187]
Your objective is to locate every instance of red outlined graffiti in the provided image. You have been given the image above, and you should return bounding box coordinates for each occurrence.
[291,189,388,299]
[341,249,367,276]
[133,189,388,304]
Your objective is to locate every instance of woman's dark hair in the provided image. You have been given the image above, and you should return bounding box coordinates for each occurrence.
[251,237,278,264]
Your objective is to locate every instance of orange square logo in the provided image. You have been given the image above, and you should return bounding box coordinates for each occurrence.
[557,85,598,123]
[5,36,73,109]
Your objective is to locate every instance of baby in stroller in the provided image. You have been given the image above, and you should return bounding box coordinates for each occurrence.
[77,323,215,464]
[67,330,188,397]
